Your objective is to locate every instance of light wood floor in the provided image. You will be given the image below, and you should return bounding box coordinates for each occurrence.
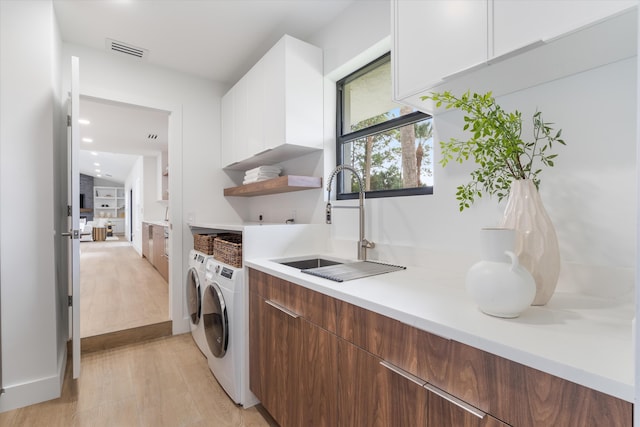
[0,334,274,427]
[80,236,169,337]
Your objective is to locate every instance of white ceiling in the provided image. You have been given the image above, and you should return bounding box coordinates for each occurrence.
[79,96,169,183]
[54,0,359,184]
[53,0,357,84]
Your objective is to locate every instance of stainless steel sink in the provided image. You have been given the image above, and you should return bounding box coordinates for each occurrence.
[278,258,343,270]
[276,257,405,282]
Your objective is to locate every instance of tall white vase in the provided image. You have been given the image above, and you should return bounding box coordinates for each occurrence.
[499,179,560,305]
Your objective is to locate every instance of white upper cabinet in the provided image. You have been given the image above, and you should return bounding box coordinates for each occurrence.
[393,0,488,100]
[392,0,638,113]
[221,87,234,167]
[493,0,637,58]
[221,34,323,170]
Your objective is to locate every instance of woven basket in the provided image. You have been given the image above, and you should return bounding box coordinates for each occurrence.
[193,234,216,255]
[214,234,242,268]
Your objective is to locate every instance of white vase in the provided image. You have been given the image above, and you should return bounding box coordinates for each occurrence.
[466,228,536,318]
[499,179,560,305]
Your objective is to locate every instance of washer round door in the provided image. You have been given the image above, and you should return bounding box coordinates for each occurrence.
[186,267,201,325]
[203,282,228,358]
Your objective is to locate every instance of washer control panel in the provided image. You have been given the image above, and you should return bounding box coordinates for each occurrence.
[220,266,234,280]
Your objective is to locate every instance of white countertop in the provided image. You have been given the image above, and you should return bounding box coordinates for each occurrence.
[245,255,635,402]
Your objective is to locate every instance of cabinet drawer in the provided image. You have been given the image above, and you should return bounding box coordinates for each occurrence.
[249,268,338,333]
[483,343,632,426]
[337,301,451,388]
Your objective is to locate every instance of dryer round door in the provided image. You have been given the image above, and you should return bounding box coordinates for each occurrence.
[203,282,228,358]
[186,267,201,325]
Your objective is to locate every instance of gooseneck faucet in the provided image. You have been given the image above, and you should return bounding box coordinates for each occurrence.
[326,165,375,261]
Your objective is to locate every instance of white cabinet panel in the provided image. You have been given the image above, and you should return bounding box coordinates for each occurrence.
[262,38,285,152]
[493,0,637,58]
[232,76,249,165]
[221,89,234,167]
[246,57,265,157]
[393,0,488,100]
[221,34,323,170]
[392,0,637,113]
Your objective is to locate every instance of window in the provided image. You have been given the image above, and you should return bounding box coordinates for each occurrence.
[336,53,433,199]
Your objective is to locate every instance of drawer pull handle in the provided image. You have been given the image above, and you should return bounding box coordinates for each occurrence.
[265,300,299,319]
[424,383,486,419]
[379,361,426,387]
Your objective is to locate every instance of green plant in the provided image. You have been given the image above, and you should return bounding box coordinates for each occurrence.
[422,91,566,211]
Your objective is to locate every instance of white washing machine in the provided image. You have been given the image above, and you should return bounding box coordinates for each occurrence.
[185,249,214,359]
[203,258,257,407]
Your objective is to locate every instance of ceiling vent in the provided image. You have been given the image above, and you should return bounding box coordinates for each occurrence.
[147,134,159,140]
[106,38,148,60]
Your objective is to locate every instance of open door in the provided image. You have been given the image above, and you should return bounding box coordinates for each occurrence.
[65,56,81,379]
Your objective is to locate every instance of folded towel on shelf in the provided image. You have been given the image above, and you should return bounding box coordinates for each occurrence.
[244,171,280,180]
[242,165,282,185]
[245,165,282,175]
[242,173,280,185]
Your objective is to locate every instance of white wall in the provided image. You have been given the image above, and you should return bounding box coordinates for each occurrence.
[60,42,239,335]
[303,0,636,299]
[0,0,66,411]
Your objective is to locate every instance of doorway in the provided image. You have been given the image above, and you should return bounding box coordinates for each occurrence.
[78,96,171,339]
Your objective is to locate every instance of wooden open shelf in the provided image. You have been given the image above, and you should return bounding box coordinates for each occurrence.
[224,175,322,197]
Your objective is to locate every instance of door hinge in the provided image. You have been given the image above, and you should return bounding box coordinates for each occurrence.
[67,115,71,127]
[68,296,73,307]
[67,205,72,216]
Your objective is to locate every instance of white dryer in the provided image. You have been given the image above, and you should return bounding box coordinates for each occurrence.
[203,258,257,407]
[185,249,214,359]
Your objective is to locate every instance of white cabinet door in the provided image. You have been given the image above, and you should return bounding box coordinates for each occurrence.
[493,0,638,58]
[262,37,285,152]
[221,90,234,167]
[220,35,323,169]
[284,36,323,150]
[232,76,248,165]
[246,56,265,157]
[393,0,488,100]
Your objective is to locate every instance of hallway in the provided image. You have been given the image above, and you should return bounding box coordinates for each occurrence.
[80,237,169,337]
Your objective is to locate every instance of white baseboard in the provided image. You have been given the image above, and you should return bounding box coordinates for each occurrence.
[0,351,66,413]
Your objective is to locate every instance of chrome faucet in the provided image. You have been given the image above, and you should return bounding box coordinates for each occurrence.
[326,165,375,261]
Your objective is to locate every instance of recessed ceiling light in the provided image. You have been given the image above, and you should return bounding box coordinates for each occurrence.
[82,138,93,143]
[91,152,98,156]
[78,119,90,125]
[95,169,101,173]
[94,162,100,166]
[97,174,102,177]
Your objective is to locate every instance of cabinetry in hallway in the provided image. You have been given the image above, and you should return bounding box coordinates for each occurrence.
[142,222,168,282]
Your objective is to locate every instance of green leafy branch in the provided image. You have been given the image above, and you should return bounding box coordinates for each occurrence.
[421,91,566,211]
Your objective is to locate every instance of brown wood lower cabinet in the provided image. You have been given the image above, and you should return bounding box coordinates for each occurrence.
[250,292,339,427]
[249,291,303,427]
[141,222,150,259]
[338,339,429,426]
[248,269,632,427]
[152,225,168,281]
